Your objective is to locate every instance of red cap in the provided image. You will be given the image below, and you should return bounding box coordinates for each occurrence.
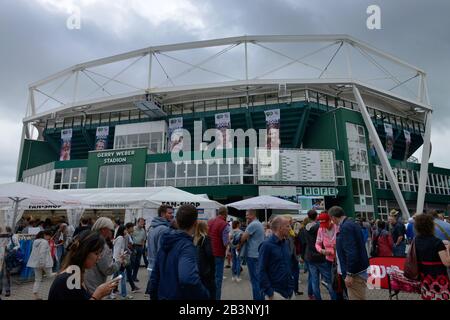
[317,212,330,227]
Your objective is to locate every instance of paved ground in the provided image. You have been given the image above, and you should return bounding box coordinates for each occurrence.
[1,265,419,300]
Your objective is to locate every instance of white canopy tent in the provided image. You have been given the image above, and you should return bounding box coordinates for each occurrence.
[58,186,221,226]
[0,182,81,230]
[227,195,301,222]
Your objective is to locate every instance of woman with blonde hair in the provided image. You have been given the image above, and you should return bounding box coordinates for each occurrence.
[193,220,215,300]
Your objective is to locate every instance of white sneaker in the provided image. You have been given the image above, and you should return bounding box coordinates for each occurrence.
[236,277,242,282]
[223,276,227,280]
[231,276,236,281]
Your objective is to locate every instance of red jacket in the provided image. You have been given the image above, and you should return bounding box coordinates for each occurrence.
[373,231,393,257]
[208,216,228,257]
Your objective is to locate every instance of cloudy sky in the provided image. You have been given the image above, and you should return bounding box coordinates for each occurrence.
[1,0,449,183]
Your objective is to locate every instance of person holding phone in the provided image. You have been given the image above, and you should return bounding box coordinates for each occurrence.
[48,230,120,300]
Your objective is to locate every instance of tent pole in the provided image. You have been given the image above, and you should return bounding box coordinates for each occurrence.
[265,208,267,223]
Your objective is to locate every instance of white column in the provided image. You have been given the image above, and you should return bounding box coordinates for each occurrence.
[416,111,432,215]
[148,52,153,89]
[352,85,410,220]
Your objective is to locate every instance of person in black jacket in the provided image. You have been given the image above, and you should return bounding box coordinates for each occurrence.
[193,221,216,300]
[301,210,336,300]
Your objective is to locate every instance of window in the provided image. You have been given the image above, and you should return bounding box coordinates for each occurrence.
[335,160,346,186]
[378,200,389,221]
[98,164,132,188]
[346,123,374,215]
[52,168,87,190]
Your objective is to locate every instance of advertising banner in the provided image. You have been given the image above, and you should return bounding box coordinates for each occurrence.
[214,112,232,149]
[383,123,394,159]
[168,117,184,152]
[264,109,280,149]
[95,126,109,151]
[60,129,72,161]
[403,129,411,161]
[367,257,405,290]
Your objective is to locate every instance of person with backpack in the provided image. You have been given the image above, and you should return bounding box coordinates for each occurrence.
[229,220,243,282]
[371,220,393,257]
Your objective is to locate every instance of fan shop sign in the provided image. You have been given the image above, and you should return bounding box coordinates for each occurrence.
[161,201,201,208]
[97,150,136,164]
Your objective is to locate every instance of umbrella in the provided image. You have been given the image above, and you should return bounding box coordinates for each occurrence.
[0,182,81,229]
[226,195,300,222]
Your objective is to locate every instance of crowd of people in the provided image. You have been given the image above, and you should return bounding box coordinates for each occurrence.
[0,205,449,300]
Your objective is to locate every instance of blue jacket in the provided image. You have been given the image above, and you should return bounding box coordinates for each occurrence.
[406,222,415,241]
[258,234,295,299]
[336,217,369,279]
[147,217,171,270]
[150,229,209,300]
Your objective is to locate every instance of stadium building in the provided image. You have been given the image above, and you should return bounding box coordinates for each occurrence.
[17,35,450,221]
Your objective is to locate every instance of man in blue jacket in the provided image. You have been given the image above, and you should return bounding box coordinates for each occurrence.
[329,206,369,300]
[258,216,296,300]
[150,204,209,300]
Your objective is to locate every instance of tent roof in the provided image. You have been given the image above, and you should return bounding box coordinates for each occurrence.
[227,195,300,211]
[57,186,221,209]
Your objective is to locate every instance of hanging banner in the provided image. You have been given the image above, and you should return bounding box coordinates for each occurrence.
[383,123,394,159]
[264,109,280,149]
[403,130,411,161]
[214,112,232,149]
[168,117,184,152]
[369,139,377,161]
[60,129,72,161]
[95,126,109,151]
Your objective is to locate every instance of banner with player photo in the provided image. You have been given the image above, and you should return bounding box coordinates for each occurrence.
[168,117,184,152]
[95,126,109,151]
[383,123,394,159]
[60,129,72,161]
[403,129,411,161]
[264,109,280,149]
[214,112,232,149]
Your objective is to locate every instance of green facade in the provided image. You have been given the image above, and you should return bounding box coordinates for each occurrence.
[18,100,450,217]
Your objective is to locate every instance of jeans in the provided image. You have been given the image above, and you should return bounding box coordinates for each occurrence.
[117,270,127,297]
[309,261,337,300]
[246,257,263,300]
[132,245,144,281]
[0,263,11,294]
[56,245,65,271]
[214,257,225,300]
[292,259,300,293]
[304,261,313,296]
[125,264,137,291]
[231,248,241,277]
[393,241,406,257]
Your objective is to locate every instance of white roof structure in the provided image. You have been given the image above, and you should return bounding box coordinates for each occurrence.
[23,34,431,129]
[227,195,300,211]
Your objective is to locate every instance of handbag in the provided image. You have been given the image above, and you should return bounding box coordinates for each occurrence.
[390,270,421,294]
[403,239,419,280]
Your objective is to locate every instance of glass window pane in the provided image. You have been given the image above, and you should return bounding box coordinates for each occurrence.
[128,134,139,148]
[123,165,132,187]
[63,170,71,183]
[198,163,207,176]
[220,163,229,176]
[219,176,229,185]
[186,177,196,186]
[166,162,175,178]
[146,163,156,180]
[208,176,218,185]
[166,179,175,187]
[55,170,62,184]
[187,163,196,177]
[80,168,87,183]
[107,167,115,187]
[98,167,107,188]
[176,163,186,178]
[230,176,240,185]
[71,168,80,183]
[156,163,165,179]
[176,178,186,187]
[139,133,150,148]
[208,163,217,176]
[197,177,207,186]
[230,163,240,175]
[116,165,123,187]
[155,180,165,187]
